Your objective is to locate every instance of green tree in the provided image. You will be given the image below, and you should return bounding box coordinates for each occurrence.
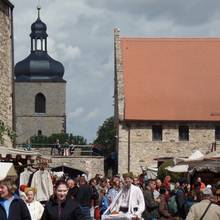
[0,120,16,144]
[157,160,183,182]
[94,116,116,157]
[30,133,87,147]
[94,116,117,174]
[72,135,87,145]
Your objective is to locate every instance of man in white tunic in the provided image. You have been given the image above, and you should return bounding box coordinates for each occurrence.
[105,172,145,219]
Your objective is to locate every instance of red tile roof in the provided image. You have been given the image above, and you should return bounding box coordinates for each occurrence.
[121,38,220,121]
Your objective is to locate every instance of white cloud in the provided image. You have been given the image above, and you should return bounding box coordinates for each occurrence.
[83,108,100,122]
[58,44,81,61]
[11,0,220,142]
[47,37,58,58]
[68,107,84,119]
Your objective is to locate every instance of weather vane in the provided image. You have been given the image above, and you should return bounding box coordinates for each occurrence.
[37,0,41,18]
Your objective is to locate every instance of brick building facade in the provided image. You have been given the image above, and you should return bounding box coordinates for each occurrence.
[114,29,220,175]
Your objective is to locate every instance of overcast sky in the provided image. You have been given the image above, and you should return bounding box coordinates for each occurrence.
[11,0,220,142]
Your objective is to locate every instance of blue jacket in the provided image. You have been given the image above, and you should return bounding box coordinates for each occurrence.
[0,195,31,220]
[99,196,109,215]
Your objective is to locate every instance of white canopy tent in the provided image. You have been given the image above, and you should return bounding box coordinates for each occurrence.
[166,164,189,173]
[0,162,17,180]
[185,150,204,161]
[166,150,204,173]
[146,166,158,179]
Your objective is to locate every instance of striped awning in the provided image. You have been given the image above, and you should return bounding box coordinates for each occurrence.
[0,145,41,160]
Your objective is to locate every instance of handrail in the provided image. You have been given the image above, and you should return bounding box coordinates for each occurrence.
[15,144,103,157]
[16,143,94,149]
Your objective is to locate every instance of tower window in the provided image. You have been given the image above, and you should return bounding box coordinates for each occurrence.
[215,126,220,141]
[152,125,162,141]
[35,93,46,113]
[36,39,41,50]
[38,130,42,136]
[179,126,189,141]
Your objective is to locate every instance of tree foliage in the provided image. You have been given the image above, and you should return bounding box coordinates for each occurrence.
[94,116,116,157]
[0,120,16,144]
[30,133,87,147]
[157,160,183,182]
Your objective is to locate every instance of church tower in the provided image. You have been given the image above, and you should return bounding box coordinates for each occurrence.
[14,6,66,144]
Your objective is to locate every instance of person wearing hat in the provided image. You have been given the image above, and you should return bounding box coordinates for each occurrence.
[186,187,220,220]
[104,172,145,219]
[24,187,44,220]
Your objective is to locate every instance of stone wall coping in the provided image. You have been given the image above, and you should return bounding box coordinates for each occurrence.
[52,156,104,159]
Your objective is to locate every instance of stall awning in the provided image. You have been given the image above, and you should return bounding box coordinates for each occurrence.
[0,162,17,180]
[166,165,189,173]
[0,146,40,159]
[188,159,220,173]
[147,166,158,179]
[0,146,51,163]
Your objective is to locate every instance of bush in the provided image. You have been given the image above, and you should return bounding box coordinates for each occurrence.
[157,160,182,182]
[30,133,87,147]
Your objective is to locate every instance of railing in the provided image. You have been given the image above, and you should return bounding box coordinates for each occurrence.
[210,142,218,152]
[16,143,104,157]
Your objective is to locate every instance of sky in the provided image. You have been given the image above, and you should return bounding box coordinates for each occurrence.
[11,0,220,142]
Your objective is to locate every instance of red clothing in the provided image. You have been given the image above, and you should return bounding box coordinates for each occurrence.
[163,176,171,191]
[200,182,206,190]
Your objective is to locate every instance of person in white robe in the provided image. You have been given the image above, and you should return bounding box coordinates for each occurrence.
[104,172,145,219]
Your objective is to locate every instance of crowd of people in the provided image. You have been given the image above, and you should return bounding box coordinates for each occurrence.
[50,139,76,156]
[0,172,220,220]
[50,139,103,157]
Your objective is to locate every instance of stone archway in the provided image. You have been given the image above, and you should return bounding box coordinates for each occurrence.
[51,156,104,179]
[51,166,86,179]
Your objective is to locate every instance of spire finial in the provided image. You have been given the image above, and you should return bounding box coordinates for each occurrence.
[37,0,41,19]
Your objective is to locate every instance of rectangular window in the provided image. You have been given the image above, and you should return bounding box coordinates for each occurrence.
[179,126,189,141]
[215,126,220,140]
[152,125,162,141]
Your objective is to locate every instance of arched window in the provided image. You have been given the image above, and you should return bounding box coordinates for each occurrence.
[35,93,46,113]
[38,130,42,136]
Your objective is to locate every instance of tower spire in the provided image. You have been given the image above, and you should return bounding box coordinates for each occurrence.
[37,0,41,19]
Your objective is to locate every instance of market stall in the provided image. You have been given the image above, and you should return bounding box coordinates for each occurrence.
[0,162,17,180]
[166,151,220,185]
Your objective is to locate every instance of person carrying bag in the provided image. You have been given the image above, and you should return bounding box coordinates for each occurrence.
[186,187,220,220]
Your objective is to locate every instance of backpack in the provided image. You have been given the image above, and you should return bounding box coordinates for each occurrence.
[168,195,178,215]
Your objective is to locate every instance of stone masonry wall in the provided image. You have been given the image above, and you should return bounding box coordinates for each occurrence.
[17,146,104,178]
[114,30,220,175]
[114,28,124,121]
[114,28,126,174]
[51,156,104,179]
[15,82,66,144]
[0,1,13,147]
[118,122,219,175]
[16,116,65,144]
